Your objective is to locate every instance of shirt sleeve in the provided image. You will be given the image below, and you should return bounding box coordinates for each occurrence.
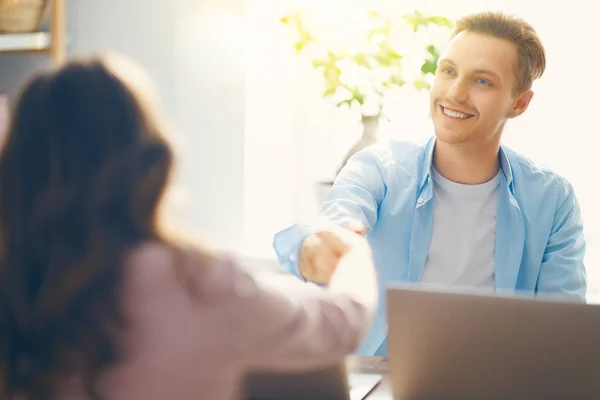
[536,177,587,301]
[272,147,387,279]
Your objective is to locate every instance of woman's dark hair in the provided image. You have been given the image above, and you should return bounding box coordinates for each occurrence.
[0,54,174,399]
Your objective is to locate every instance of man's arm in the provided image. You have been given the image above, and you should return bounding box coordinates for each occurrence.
[536,178,587,300]
[272,147,387,279]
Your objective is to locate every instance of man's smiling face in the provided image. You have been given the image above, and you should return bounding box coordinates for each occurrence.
[430,30,532,146]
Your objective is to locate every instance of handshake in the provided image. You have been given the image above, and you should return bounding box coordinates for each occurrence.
[298,220,371,284]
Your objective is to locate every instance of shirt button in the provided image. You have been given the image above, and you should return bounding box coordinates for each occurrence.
[417,197,424,204]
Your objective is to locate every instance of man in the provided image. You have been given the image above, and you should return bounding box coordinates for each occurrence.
[273,11,587,356]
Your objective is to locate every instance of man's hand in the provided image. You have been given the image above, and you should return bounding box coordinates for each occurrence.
[298,221,368,284]
[345,220,366,236]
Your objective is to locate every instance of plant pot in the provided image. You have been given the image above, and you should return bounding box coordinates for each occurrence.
[315,114,380,211]
[337,114,380,175]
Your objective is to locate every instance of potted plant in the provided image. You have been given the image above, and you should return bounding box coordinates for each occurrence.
[280,9,453,180]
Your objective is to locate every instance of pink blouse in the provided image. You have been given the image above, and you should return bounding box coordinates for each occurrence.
[58,241,377,400]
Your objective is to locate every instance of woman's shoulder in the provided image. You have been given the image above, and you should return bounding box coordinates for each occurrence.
[124,240,253,301]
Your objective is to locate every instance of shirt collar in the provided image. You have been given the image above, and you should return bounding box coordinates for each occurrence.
[420,137,515,193]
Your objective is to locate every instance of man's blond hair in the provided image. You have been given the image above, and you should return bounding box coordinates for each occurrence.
[453,11,546,92]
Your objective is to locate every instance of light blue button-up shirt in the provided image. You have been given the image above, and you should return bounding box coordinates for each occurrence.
[273,137,587,356]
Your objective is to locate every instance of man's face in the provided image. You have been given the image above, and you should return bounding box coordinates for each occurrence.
[429,30,533,146]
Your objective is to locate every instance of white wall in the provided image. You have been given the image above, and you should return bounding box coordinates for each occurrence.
[498,0,600,297]
[0,0,247,250]
[173,0,246,249]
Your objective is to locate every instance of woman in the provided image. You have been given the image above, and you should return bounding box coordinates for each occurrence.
[0,54,377,400]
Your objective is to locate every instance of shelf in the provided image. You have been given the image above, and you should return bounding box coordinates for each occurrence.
[0,32,50,54]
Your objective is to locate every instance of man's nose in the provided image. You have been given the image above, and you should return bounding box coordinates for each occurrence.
[447,79,469,103]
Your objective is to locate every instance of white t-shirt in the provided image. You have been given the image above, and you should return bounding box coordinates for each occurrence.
[420,167,501,291]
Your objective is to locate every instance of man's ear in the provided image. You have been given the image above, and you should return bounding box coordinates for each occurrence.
[507,89,534,118]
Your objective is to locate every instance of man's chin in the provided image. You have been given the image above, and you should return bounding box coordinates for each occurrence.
[433,129,472,146]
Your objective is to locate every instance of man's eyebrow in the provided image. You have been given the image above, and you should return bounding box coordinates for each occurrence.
[439,58,502,80]
[438,57,456,66]
[473,68,501,80]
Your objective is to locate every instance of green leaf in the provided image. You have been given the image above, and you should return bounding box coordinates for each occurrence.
[353,53,370,67]
[382,41,401,57]
[402,14,423,32]
[349,87,365,105]
[312,59,327,68]
[294,41,307,53]
[312,55,342,90]
[402,11,453,32]
[337,98,355,109]
[427,16,453,27]
[324,86,337,97]
[390,75,405,87]
[421,45,440,74]
[413,79,431,91]
[421,59,438,75]
[373,42,402,68]
[373,53,389,67]
[280,11,303,26]
[324,66,341,82]
[323,68,342,95]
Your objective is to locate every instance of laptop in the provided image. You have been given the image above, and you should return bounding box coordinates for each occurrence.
[244,358,383,400]
[386,285,600,400]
